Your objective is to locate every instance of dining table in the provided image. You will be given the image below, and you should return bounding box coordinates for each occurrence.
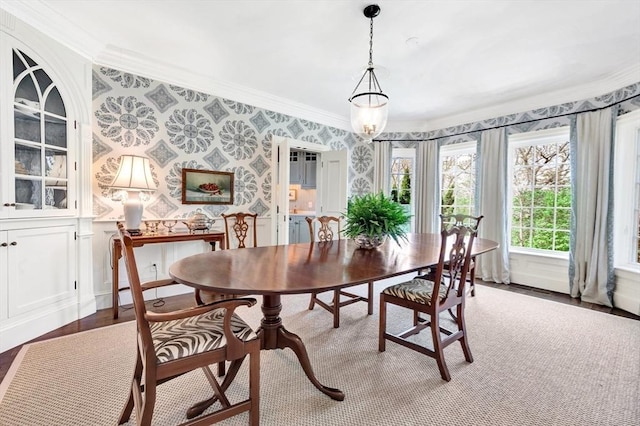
[169,232,499,402]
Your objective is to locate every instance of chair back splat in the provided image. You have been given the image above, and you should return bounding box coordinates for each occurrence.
[306,215,374,328]
[223,212,258,249]
[116,222,260,425]
[378,214,479,381]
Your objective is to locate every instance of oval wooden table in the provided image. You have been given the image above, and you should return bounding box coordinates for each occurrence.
[169,233,498,402]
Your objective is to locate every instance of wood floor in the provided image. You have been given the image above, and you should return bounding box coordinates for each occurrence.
[1,282,638,383]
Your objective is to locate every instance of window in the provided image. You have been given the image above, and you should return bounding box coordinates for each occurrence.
[614,109,640,269]
[509,127,571,252]
[390,148,415,232]
[440,142,476,216]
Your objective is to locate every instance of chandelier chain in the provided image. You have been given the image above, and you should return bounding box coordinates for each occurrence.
[368,15,374,68]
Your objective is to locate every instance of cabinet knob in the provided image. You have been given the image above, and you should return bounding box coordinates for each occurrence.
[1,242,7,247]
[4,203,16,207]
[10,241,17,246]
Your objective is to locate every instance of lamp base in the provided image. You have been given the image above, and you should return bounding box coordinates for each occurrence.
[127,229,143,236]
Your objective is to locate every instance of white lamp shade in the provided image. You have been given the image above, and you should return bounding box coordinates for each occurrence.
[110,155,156,191]
[350,93,389,141]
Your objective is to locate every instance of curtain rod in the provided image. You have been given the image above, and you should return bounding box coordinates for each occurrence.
[373,93,640,143]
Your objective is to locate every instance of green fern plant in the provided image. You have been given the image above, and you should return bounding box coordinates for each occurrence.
[342,192,411,246]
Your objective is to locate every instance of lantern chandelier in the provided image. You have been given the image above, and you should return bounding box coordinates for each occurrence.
[348,4,389,142]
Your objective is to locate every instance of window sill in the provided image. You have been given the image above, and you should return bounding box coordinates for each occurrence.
[509,248,569,261]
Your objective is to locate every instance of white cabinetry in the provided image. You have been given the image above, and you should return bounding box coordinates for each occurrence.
[0,222,77,350]
[0,10,93,353]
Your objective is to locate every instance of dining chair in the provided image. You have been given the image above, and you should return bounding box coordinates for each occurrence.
[116,223,260,425]
[194,212,258,306]
[422,214,483,296]
[305,215,374,328]
[378,214,478,381]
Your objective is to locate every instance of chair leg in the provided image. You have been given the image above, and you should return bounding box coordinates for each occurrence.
[430,313,451,382]
[249,343,260,426]
[138,365,157,426]
[367,281,374,315]
[378,295,387,352]
[333,289,340,328]
[457,304,474,363]
[118,350,142,424]
[308,293,316,310]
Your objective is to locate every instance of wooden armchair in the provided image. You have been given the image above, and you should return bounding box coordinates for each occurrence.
[306,216,374,328]
[117,223,260,425]
[379,214,478,381]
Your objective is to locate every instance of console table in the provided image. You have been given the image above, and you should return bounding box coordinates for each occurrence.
[112,231,225,319]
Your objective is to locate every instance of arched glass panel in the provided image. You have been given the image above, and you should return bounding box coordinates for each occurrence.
[44,87,66,116]
[15,74,39,104]
[34,69,53,96]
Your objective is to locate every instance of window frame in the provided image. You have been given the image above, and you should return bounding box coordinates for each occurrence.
[508,126,571,256]
[613,109,640,272]
[439,140,477,216]
[390,147,415,233]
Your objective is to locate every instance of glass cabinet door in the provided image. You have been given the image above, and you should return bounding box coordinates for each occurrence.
[12,49,69,212]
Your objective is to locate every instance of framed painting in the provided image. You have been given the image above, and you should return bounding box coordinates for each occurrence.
[181,168,234,205]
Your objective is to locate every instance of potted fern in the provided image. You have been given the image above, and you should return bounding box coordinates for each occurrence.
[342,192,411,249]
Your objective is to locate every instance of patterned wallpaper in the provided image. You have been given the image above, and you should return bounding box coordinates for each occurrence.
[91,65,640,222]
[91,67,375,221]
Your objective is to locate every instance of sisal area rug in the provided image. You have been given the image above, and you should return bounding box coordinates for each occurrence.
[1,279,638,425]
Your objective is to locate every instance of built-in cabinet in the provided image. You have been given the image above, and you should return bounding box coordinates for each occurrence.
[0,10,93,353]
[289,215,312,244]
[289,150,317,188]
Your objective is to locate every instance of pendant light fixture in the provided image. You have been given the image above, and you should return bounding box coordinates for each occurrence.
[349,4,388,142]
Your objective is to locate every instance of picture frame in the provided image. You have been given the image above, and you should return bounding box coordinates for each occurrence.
[288,189,297,201]
[181,168,234,205]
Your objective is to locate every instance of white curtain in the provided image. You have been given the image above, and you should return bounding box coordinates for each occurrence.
[476,128,510,283]
[414,140,440,233]
[373,141,392,194]
[569,107,615,306]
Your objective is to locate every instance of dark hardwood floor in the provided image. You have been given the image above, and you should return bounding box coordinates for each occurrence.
[1,283,638,383]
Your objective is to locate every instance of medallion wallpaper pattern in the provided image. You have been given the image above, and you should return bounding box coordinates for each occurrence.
[92,64,639,223]
[92,67,368,222]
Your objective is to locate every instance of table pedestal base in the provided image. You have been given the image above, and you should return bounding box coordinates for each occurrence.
[259,294,344,401]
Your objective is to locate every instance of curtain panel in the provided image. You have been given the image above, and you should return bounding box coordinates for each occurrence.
[569,107,617,306]
[477,128,510,283]
[373,141,392,195]
[414,140,440,233]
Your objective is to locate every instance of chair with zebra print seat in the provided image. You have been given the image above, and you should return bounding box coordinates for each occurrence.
[117,223,260,426]
[378,214,478,382]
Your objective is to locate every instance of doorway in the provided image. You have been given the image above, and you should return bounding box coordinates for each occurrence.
[270,137,347,245]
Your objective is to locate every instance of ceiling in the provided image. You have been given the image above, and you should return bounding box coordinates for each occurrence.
[5,0,640,131]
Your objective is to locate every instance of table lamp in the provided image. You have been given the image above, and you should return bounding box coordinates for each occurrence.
[110,155,156,235]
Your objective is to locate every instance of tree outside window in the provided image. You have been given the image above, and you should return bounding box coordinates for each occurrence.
[440,143,476,216]
[509,128,571,252]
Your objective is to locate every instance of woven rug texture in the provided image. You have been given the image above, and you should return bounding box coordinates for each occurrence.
[0,280,638,425]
